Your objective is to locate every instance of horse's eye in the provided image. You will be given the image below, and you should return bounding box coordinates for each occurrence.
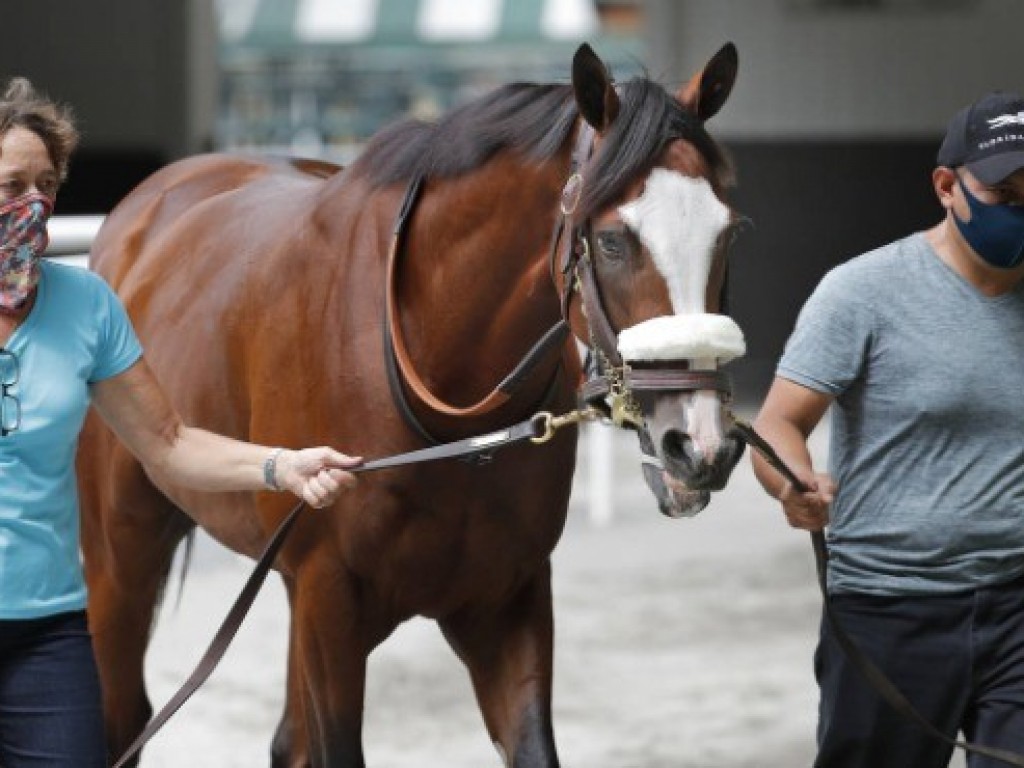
[595,230,628,262]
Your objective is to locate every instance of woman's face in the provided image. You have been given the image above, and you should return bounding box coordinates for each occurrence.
[0,126,58,205]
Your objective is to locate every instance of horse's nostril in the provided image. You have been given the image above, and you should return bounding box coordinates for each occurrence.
[661,429,698,472]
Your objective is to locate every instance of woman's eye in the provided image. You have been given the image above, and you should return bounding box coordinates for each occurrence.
[596,231,627,261]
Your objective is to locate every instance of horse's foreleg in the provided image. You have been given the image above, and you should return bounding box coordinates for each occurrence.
[291,561,369,768]
[272,578,311,768]
[440,562,559,768]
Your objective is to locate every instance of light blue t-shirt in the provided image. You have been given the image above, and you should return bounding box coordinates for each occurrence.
[0,260,142,619]
[779,233,1024,596]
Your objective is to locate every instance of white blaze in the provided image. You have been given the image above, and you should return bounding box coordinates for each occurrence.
[616,169,745,365]
[618,168,729,315]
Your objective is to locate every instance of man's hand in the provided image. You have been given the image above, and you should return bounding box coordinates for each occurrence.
[779,469,835,531]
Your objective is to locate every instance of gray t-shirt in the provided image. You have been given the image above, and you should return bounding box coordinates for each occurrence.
[778,232,1024,596]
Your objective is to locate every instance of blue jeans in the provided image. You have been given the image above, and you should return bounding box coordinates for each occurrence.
[0,611,106,767]
[815,575,1024,768]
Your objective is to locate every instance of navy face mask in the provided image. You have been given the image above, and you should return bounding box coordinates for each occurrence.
[954,177,1024,269]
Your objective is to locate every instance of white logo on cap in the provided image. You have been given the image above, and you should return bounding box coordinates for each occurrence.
[988,111,1024,130]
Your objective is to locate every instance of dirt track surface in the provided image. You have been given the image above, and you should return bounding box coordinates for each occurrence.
[135,419,967,767]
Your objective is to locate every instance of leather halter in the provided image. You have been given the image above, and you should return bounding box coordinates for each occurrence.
[551,124,732,427]
[384,118,734,441]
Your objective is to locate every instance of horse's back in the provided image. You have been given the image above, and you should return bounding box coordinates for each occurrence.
[82,153,356,539]
[91,153,341,288]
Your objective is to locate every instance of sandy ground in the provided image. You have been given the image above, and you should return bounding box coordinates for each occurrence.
[133,417,967,768]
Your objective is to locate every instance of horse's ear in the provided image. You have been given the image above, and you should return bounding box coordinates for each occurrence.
[572,43,620,132]
[677,42,738,122]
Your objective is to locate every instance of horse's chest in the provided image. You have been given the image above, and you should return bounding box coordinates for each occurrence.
[350,465,572,610]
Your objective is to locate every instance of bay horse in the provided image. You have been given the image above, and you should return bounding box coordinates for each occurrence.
[78,43,746,767]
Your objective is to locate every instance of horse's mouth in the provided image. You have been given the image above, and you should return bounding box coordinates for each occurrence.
[640,461,711,519]
[660,471,711,518]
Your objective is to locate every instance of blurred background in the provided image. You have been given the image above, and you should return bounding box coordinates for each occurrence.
[5,0,1023,401]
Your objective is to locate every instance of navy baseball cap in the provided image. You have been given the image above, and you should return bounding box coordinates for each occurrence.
[937,91,1024,184]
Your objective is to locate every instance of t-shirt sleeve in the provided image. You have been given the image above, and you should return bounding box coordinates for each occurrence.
[89,277,144,383]
[777,265,875,396]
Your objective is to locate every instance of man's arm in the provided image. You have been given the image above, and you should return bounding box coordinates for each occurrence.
[751,376,836,531]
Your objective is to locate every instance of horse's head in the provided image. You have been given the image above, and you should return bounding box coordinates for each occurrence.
[559,43,745,518]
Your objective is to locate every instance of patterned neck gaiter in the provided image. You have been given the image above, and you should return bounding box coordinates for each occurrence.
[0,193,53,312]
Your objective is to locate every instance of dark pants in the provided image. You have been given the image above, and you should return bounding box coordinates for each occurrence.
[815,576,1024,768]
[0,611,106,767]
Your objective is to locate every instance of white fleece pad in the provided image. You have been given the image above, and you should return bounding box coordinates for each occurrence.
[618,169,730,315]
[617,313,746,363]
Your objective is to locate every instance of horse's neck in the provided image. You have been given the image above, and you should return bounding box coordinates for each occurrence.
[399,154,567,404]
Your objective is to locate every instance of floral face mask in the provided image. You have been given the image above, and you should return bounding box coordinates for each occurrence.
[0,192,53,312]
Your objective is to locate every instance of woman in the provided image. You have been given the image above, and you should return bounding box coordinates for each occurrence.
[0,77,361,766]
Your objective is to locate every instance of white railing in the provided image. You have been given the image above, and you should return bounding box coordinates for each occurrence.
[44,214,105,262]
[44,215,618,525]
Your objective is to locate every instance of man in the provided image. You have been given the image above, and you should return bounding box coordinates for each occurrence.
[752,91,1024,767]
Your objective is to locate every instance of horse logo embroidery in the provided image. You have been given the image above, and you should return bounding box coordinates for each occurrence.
[987,111,1024,130]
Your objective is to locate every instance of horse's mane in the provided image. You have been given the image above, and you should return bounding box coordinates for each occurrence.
[348,76,733,219]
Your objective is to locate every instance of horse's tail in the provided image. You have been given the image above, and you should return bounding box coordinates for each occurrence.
[151,527,197,628]
[172,529,196,610]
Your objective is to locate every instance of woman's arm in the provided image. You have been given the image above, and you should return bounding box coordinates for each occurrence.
[90,358,361,508]
[751,376,836,531]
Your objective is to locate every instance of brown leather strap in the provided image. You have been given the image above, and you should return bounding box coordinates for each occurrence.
[384,177,567,422]
[112,415,549,768]
[732,419,1024,768]
[625,367,730,393]
[581,367,731,406]
[574,247,623,366]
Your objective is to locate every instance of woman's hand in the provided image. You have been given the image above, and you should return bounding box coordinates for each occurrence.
[274,448,363,508]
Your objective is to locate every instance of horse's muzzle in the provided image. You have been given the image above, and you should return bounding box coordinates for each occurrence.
[660,428,746,492]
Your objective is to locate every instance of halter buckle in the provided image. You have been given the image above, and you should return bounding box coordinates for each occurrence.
[560,172,584,215]
[606,362,644,429]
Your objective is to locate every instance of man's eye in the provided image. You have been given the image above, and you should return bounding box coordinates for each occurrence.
[596,231,627,261]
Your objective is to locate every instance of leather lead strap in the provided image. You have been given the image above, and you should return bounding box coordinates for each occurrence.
[732,419,1024,768]
[112,416,547,768]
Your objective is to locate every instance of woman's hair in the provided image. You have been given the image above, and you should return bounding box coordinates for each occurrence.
[0,77,79,183]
